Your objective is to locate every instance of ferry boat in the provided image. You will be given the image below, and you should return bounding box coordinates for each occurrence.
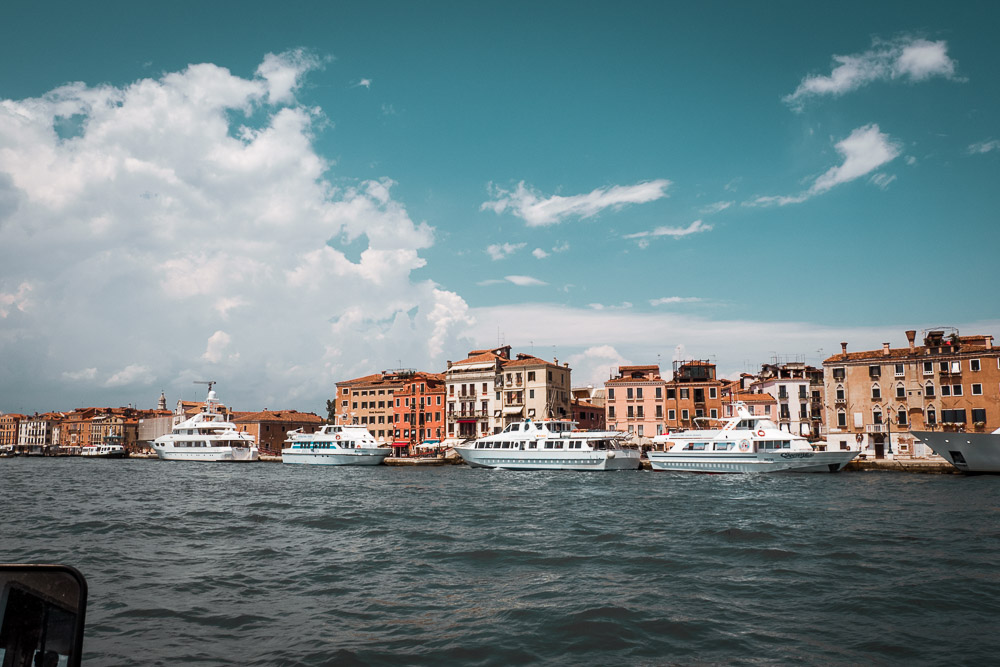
[152,387,258,462]
[79,443,128,458]
[648,403,858,473]
[281,424,392,465]
[454,418,641,471]
[912,429,1000,473]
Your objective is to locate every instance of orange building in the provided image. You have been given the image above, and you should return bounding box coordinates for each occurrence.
[0,413,25,447]
[663,360,726,429]
[605,365,667,441]
[823,328,1000,458]
[391,372,446,455]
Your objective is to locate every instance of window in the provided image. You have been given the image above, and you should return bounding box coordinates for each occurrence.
[940,361,949,373]
[656,405,663,418]
[655,387,662,399]
[637,425,644,437]
[926,407,936,425]
[894,363,904,377]
[681,409,689,420]
[970,359,981,372]
[764,404,771,415]
[972,408,987,423]
[529,389,535,399]
[668,409,676,420]
[837,410,847,427]
[609,406,615,419]
[636,388,643,399]
[680,389,689,399]
[941,384,951,396]
[627,406,634,418]
[923,362,934,375]
[869,365,881,378]
[836,386,845,400]
[608,388,615,400]
[873,408,882,424]
[666,388,676,399]
[896,384,905,399]
[897,408,907,425]
[709,387,717,399]
[871,383,881,400]
[833,367,846,381]
[637,406,644,418]
[951,361,961,373]
[627,388,633,399]
[528,371,536,381]
[482,383,488,394]
[342,388,348,395]
[972,383,983,395]
[953,384,963,396]
[710,408,718,419]
[925,382,935,397]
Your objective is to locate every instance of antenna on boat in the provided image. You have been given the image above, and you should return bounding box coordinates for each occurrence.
[194,380,216,394]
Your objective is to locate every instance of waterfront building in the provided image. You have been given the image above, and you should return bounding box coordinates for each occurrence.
[334,369,411,441]
[137,409,174,450]
[232,410,324,455]
[498,354,572,427]
[750,360,825,438]
[663,361,726,430]
[604,365,667,443]
[0,413,25,448]
[16,412,64,453]
[822,329,1000,458]
[572,397,605,430]
[391,372,446,455]
[721,391,778,419]
[444,346,511,441]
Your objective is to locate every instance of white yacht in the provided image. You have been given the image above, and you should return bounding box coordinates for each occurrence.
[281,424,392,465]
[455,418,641,471]
[152,387,258,462]
[80,443,128,458]
[912,429,1000,473]
[648,403,858,473]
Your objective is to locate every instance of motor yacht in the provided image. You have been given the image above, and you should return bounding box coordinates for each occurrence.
[912,428,1000,473]
[152,387,258,462]
[281,424,391,465]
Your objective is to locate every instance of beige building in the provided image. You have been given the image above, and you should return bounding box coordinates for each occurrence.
[444,346,511,441]
[334,370,410,441]
[498,353,572,427]
[751,361,825,438]
[823,329,1000,458]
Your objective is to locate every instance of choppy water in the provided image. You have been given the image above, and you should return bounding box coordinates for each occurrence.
[2,458,999,665]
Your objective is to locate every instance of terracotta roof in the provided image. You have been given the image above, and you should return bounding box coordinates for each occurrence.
[731,392,776,404]
[337,373,387,386]
[232,410,323,424]
[605,376,664,385]
[452,352,502,366]
[824,344,998,365]
[619,365,659,372]
[503,355,560,369]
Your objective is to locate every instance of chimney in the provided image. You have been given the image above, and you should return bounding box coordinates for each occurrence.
[987,336,993,350]
[882,343,891,356]
[905,330,916,350]
[840,342,848,356]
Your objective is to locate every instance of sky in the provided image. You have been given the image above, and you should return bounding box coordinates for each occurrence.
[1,1,998,414]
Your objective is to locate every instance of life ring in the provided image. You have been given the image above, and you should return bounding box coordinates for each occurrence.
[756,429,765,437]
[739,439,750,451]
[855,433,863,444]
[335,434,341,441]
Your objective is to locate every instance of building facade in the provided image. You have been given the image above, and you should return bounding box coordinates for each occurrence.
[233,410,324,455]
[1,414,25,448]
[445,346,511,441]
[498,354,572,427]
[334,370,411,441]
[752,361,825,438]
[392,372,447,454]
[605,365,667,441]
[823,329,1000,458]
[663,361,726,430]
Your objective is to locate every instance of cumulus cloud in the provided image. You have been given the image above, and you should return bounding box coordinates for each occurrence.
[968,139,1000,154]
[481,179,670,226]
[105,364,154,387]
[355,78,372,89]
[63,368,98,382]
[0,52,471,412]
[486,242,525,261]
[565,345,631,388]
[745,124,901,207]
[532,248,549,259]
[785,37,959,109]
[700,201,733,215]
[505,275,547,287]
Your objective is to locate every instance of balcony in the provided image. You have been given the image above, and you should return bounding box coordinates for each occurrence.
[866,424,886,433]
[448,410,489,420]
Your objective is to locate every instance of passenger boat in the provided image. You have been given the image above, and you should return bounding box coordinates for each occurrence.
[454,418,641,471]
[79,443,128,458]
[912,429,1000,473]
[281,424,392,465]
[151,388,258,462]
[648,402,858,473]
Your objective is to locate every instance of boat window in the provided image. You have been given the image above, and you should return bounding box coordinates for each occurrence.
[501,442,510,449]
[510,424,520,432]
[684,443,707,451]
[757,419,778,430]
[544,442,553,449]
[713,443,732,451]
[554,442,563,449]
[528,442,536,449]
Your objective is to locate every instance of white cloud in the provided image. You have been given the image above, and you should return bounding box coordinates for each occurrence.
[356,78,372,89]
[869,173,897,190]
[587,302,633,310]
[0,282,31,317]
[968,139,1000,154]
[481,179,670,226]
[532,248,549,259]
[700,201,733,215]
[625,219,712,241]
[0,53,471,412]
[785,37,959,109]
[486,242,525,261]
[745,124,901,207]
[650,297,702,306]
[63,368,98,382]
[565,345,631,388]
[105,364,154,387]
[202,330,233,363]
[505,275,547,287]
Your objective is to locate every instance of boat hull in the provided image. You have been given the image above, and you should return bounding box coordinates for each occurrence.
[80,449,129,459]
[912,431,1000,473]
[456,448,641,471]
[647,449,858,473]
[153,446,259,462]
[281,448,391,466]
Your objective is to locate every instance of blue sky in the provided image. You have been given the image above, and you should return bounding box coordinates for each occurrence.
[1,1,998,413]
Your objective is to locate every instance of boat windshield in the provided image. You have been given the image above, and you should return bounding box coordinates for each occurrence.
[756,419,778,430]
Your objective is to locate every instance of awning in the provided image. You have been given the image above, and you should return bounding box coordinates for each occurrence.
[503,406,523,415]
[416,442,442,450]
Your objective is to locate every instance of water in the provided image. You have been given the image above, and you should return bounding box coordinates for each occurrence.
[2,459,999,665]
